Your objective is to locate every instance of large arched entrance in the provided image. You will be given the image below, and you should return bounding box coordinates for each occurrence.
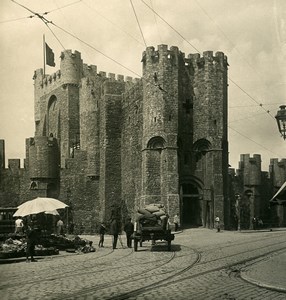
[181,183,202,227]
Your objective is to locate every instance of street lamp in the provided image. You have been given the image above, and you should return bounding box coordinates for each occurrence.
[275,105,286,140]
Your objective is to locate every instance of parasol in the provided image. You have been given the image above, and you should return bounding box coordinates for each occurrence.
[44,210,60,216]
[13,197,68,217]
[270,181,286,205]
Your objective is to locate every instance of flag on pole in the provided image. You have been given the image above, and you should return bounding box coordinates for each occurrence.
[45,43,55,67]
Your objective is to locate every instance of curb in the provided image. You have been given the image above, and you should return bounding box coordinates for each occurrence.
[240,271,286,293]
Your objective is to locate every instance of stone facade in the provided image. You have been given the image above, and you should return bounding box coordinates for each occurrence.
[228,155,286,230]
[0,45,230,233]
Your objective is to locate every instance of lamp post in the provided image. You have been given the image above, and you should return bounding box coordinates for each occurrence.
[275,105,286,139]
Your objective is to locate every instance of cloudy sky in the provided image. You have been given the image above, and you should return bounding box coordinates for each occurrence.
[0,0,286,171]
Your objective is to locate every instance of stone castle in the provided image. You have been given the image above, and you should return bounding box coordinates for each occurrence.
[0,45,285,233]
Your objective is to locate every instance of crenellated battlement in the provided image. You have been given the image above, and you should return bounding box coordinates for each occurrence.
[239,154,262,186]
[142,44,182,65]
[188,51,228,68]
[142,45,228,75]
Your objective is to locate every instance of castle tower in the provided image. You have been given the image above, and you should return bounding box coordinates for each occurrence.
[141,45,181,213]
[79,65,102,178]
[188,51,229,228]
[269,158,286,227]
[239,154,262,229]
[33,50,83,167]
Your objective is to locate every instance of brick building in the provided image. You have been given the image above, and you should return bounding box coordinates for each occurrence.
[0,45,230,233]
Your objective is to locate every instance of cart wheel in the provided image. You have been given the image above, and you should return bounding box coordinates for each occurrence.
[167,240,171,251]
[134,240,138,251]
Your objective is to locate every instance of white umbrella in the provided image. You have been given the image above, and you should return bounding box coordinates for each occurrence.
[270,181,286,205]
[13,197,68,217]
[44,210,60,216]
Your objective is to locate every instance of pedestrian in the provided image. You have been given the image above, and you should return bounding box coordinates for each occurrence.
[26,221,38,262]
[215,216,220,232]
[110,217,120,249]
[252,217,257,230]
[68,221,74,234]
[98,222,106,247]
[56,218,64,235]
[173,213,180,232]
[257,217,263,229]
[124,218,134,248]
[15,217,24,234]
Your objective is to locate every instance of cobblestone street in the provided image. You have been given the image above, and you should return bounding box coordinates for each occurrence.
[1,228,286,300]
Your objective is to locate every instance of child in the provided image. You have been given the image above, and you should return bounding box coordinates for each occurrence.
[98,222,106,247]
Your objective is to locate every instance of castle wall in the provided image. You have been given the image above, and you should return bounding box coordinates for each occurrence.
[100,79,125,221]
[269,158,286,188]
[8,45,283,233]
[121,81,143,219]
[80,75,105,177]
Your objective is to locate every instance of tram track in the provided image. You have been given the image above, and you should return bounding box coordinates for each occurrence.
[2,230,286,300]
[105,243,286,299]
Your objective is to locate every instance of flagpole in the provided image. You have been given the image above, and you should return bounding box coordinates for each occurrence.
[43,34,46,77]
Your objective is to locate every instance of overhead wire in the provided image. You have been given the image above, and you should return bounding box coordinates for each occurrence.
[130,0,147,47]
[228,126,283,158]
[230,103,282,108]
[228,110,276,124]
[193,0,278,118]
[10,0,283,161]
[150,0,162,44]
[140,0,276,120]
[81,0,145,46]
[0,15,35,23]
[2,0,81,24]
[193,0,267,83]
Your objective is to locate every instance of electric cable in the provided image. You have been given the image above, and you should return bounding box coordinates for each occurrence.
[130,0,147,47]
[10,0,283,160]
[228,126,283,157]
[2,0,81,24]
[82,0,145,46]
[228,110,276,124]
[150,0,162,44]
[193,0,267,83]
[140,0,276,121]
[230,103,281,108]
[0,15,35,23]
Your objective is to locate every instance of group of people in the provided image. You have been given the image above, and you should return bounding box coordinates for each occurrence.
[99,214,181,249]
[98,217,134,249]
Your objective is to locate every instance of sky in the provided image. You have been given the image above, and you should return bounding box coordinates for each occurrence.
[0,0,286,171]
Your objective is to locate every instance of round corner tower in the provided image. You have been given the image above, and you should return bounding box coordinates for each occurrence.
[141,45,184,213]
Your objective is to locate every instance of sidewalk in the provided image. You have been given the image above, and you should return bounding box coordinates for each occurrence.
[237,227,286,292]
[240,252,286,292]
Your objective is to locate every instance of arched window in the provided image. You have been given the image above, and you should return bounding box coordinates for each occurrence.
[193,139,211,161]
[48,95,59,137]
[147,136,166,150]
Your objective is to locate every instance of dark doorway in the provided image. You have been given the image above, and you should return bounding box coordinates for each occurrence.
[181,184,202,227]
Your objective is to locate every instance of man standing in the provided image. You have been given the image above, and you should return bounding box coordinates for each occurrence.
[110,217,120,249]
[26,221,38,262]
[173,214,180,232]
[124,218,134,248]
[15,217,24,234]
[215,216,220,232]
[56,218,64,235]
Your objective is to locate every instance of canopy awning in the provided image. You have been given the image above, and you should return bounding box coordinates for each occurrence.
[270,181,286,205]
